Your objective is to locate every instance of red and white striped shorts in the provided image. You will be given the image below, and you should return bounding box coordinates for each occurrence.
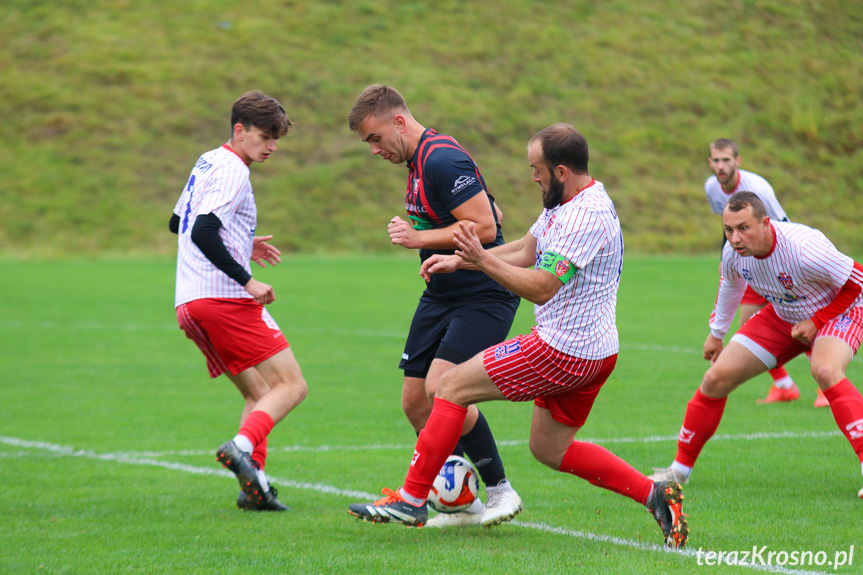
[483,327,617,428]
[734,304,863,367]
[176,298,289,378]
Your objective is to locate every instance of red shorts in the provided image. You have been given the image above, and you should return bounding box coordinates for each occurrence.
[176,298,289,378]
[733,304,863,367]
[483,327,617,428]
[741,284,767,306]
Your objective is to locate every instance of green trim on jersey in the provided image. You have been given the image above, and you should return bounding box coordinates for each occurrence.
[409,215,434,230]
[537,250,576,284]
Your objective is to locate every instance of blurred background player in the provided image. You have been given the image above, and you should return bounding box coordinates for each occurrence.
[703,138,826,406]
[348,85,522,526]
[348,123,689,548]
[651,192,863,497]
[170,91,308,511]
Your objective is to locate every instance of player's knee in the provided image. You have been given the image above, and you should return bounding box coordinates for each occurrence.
[529,439,561,470]
[809,361,842,387]
[700,368,733,397]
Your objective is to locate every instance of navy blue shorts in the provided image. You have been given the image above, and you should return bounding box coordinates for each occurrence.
[400,290,520,378]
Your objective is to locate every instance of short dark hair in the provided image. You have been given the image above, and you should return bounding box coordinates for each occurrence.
[529,123,589,174]
[348,84,409,132]
[710,138,739,157]
[231,91,293,139]
[725,191,767,220]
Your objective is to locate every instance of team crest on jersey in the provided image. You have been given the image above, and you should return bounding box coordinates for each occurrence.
[777,272,794,290]
[451,175,477,195]
[494,341,521,359]
[833,315,853,333]
[555,260,571,277]
[741,268,753,281]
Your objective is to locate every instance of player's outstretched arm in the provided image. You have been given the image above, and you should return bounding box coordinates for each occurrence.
[420,254,462,281]
[455,222,561,305]
[251,235,282,268]
[389,194,498,250]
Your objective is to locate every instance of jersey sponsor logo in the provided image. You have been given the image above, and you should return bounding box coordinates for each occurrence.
[846,418,863,440]
[451,175,477,195]
[678,426,695,444]
[777,272,794,290]
[249,224,257,238]
[555,259,571,278]
[764,292,806,305]
[494,341,521,359]
[413,178,419,193]
[410,449,421,467]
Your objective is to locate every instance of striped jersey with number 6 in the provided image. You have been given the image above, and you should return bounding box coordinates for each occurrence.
[173,145,256,307]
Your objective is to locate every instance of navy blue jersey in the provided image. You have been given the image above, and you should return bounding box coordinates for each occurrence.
[406,129,511,300]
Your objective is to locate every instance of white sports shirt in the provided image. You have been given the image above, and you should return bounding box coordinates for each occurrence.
[709,221,861,339]
[704,169,788,221]
[530,181,623,359]
[174,145,256,307]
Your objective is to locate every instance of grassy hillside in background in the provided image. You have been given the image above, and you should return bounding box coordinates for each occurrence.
[2,0,862,258]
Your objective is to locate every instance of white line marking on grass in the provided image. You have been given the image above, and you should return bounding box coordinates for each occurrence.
[515,521,827,575]
[0,436,378,500]
[110,429,842,457]
[0,435,838,574]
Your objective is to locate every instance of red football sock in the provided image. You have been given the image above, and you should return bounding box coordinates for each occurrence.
[824,378,863,463]
[238,410,275,448]
[251,436,268,470]
[675,388,727,468]
[401,397,467,502]
[560,441,654,504]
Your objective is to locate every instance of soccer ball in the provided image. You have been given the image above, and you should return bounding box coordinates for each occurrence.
[427,455,479,513]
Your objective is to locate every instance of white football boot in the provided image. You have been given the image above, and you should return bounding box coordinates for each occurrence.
[480,480,523,526]
[425,498,484,527]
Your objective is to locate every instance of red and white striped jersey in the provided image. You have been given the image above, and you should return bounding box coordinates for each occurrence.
[710,221,863,338]
[529,181,623,359]
[704,169,788,221]
[173,145,256,307]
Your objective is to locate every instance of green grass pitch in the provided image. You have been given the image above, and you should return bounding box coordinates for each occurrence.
[1,256,860,574]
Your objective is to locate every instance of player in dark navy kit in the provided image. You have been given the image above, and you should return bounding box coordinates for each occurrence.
[348,84,523,526]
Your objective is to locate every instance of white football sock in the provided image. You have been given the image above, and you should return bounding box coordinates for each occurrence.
[398,488,425,507]
[232,434,254,454]
[671,461,692,478]
[773,375,794,389]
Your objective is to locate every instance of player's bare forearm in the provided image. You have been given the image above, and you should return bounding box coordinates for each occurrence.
[455,222,559,305]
